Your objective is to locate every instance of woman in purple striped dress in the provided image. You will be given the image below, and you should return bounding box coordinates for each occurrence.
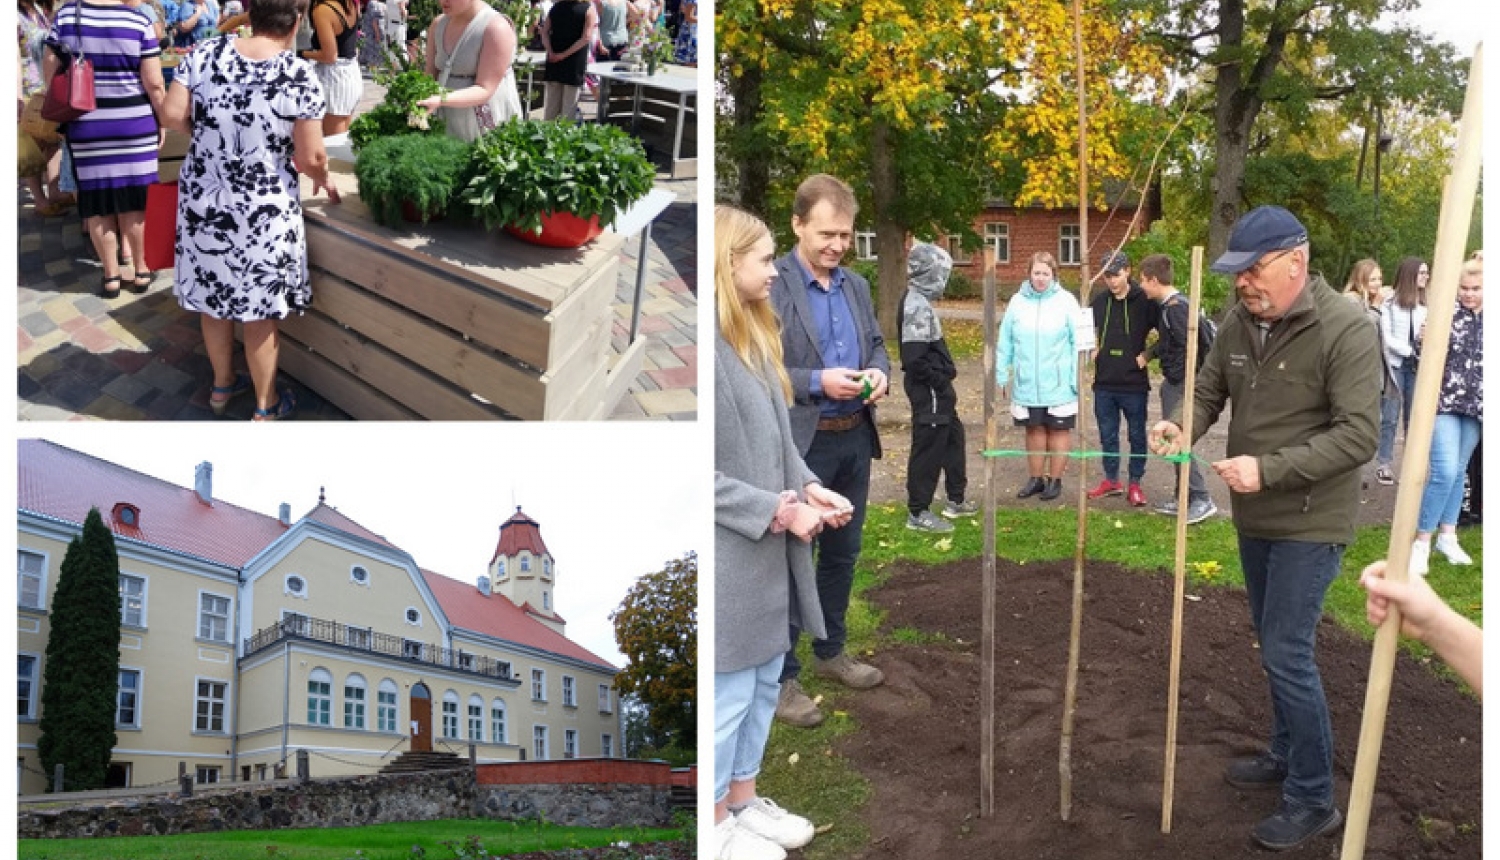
[44,0,166,298]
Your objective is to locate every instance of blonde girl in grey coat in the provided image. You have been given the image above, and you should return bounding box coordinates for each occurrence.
[714,205,852,860]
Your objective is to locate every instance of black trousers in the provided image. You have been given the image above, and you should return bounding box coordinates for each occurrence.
[907,418,967,515]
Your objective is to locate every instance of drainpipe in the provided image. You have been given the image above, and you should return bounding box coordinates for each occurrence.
[281,646,291,768]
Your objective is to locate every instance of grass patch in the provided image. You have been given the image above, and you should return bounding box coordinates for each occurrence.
[763,503,1482,857]
[17,818,682,860]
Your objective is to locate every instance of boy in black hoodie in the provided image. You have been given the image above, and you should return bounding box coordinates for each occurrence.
[900,242,976,533]
[1087,251,1158,507]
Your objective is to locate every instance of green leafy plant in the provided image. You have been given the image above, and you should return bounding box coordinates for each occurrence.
[355,133,473,226]
[461,120,656,235]
[349,68,446,151]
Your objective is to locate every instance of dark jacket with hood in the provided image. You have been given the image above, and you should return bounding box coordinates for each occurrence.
[1090,281,1158,392]
[899,243,958,425]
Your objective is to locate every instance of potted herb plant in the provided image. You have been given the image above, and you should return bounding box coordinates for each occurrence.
[348,67,446,151]
[354,133,472,226]
[461,120,656,248]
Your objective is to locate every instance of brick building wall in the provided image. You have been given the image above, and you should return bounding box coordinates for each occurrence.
[925,203,1157,292]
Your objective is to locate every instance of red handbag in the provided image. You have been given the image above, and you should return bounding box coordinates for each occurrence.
[144,181,179,272]
[40,5,96,123]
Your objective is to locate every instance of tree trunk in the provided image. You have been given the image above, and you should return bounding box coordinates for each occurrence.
[731,65,769,215]
[871,119,905,342]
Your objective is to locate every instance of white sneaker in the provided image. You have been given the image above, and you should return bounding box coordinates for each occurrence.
[717,813,786,860]
[1409,539,1430,578]
[1434,533,1473,565]
[735,796,815,850]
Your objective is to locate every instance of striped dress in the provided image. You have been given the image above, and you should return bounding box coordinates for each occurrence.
[48,0,160,217]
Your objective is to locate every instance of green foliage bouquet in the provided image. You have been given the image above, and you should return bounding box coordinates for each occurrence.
[461,120,656,234]
[348,68,447,151]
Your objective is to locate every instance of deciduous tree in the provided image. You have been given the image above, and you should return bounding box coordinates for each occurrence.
[38,508,122,792]
[610,552,697,750]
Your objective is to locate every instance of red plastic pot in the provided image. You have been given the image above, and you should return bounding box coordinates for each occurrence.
[400,199,445,224]
[503,211,603,249]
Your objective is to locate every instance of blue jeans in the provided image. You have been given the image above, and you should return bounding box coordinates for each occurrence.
[1398,360,1418,433]
[1238,537,1342,809]
[1418,414,1482,532]
[715,653,783,803]
[1376,389,1400,467]
[782,420,873,680]
[1094,389,1148,482]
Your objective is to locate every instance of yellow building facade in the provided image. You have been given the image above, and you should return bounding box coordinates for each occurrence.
[18,442,621,795]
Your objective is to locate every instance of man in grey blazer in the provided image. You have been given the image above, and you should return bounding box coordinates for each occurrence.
[771,174,892,728]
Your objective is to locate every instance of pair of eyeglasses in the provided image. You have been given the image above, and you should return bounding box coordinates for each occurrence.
[1248,248,1295,276]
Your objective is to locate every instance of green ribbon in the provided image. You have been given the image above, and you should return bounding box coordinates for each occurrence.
[982,448,1200,466]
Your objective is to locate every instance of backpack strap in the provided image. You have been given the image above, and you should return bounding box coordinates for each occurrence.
[435,4,495,89]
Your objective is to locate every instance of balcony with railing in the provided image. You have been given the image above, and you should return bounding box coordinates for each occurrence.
[244,615,519,684]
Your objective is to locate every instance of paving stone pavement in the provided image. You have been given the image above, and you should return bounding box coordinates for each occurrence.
[17,68,698,422]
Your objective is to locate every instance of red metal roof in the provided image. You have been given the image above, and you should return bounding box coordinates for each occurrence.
[18,439,289,568]
[306,502,401,550]
[421,569,616,672]
[490,507,550,563]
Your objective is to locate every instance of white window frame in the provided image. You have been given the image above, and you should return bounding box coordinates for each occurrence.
[442,691,460,739]
[377,679,399,733]
[855,231,878,261]
[284,574,307,599]
[490,699,507,745]
[520,553,531,573]
[403,639,423,660]
[119,572,147,628]
[985,222,1011,264]
[19,652,40,721]
[281,609,309,636]
[307,668,332,726]
[543,557,553,578]
[467,695,484,742]
[496,558,507,579]
[533,725,548,760]
[563,729,578,759]
[531,669,546,701]
[118,667,143,729]
[1059,224,1082,266]
[18,548,47,611]
[458,651,475,671]
[195,765,220,785]
[347,626,372,650]
[598,684,612,714]
[562,675,576,707]
[542,591,551,611]
[349,565,370,587]
[344,674,367,730]
[404,607,423,627]
[197,591,231,643]
[946,235,973,265]
[601,734,613,757]
[194,677,228,734]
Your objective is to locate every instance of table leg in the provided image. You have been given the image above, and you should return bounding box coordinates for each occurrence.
[629,222,652,343]
[671,91,688,175]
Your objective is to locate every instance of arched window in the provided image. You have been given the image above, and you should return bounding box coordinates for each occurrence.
[520,553,531,572]
[441,690,460,739]
[307,668,332,726]
[490,699,507,744]
[344,674,367,729]
[496,559,507,578]
[468,694,484,742]
[377,679,399,733]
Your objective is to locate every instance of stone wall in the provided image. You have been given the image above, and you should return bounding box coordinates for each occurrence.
[20,761,687,839]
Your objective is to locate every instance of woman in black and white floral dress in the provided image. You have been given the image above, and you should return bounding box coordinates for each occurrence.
[159,0,337,420]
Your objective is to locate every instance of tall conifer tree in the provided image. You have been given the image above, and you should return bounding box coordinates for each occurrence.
[38,507,122,792]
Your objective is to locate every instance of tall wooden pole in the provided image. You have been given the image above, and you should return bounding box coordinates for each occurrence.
[980,249,999,818]
[1160,247,1203,832]
[1340,41,1483,860]
[1059,0,1090,822]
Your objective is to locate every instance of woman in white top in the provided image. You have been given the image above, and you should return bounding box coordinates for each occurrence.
[415,0,523,142]
[1378,256,1430,479]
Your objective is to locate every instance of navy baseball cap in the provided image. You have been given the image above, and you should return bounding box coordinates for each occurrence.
[1210,205,1309,274]
[1100,251,1130,274]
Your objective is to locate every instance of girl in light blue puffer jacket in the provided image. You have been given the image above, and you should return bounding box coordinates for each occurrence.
[996,252,1089,500]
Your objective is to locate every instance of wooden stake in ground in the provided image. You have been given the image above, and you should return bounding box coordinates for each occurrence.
[981,249,999,819]
[1058,0,1090,822]
[1160,246,1204,833]
[1340,40,1483,860]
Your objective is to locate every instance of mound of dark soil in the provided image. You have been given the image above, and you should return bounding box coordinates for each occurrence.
[838,558,1480,859]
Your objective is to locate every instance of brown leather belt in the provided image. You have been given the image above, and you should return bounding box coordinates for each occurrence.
[817,410,865,433]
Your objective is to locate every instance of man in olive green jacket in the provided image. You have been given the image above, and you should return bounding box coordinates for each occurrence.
[1150,205,1381,852]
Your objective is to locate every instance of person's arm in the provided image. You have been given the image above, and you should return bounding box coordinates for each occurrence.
[417,14,514,110]
[300,3,338,64]
[176,0,204,35]
[421,15,440,77]
[218,10,247,31]
[1360,560,1482,696]
[157,63,191,131]
[139,54,167,117]
[552,3,595,60]
[538,10,553,54]
[292,116,334,195]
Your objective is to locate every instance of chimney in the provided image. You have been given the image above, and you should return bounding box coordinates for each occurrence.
[279,503,291,525]
[478,575,491,596]
[194,462,213,505]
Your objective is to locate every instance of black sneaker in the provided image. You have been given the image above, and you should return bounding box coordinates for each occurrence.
[1039,478,1063,501]
[1224,753,1287,790]
[1017,477,1046,499]
[1251,800,1343,851]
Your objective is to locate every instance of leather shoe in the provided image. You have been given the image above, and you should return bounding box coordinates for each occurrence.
[1017,477,1047,499]
[774,680,823,728]
[1039,478,1063,501]
[814,653,883,689]
[1251,800,1342,851]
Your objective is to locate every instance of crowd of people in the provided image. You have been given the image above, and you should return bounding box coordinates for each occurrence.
[716,177,1482,858]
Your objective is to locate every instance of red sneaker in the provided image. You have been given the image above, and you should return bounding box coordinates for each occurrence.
[1127,483,1147,507]
[1087,479,1123,499]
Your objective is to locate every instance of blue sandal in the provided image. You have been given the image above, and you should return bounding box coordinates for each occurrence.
[209,373,252,417]
[252,388,297,422]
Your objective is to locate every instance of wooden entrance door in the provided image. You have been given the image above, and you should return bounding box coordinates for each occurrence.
[410,683,432,752]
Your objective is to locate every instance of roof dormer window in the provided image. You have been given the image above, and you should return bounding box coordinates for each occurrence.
[520,554,531,573]
[113,502,140,527]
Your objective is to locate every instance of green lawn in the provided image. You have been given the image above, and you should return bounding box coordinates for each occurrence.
[17,818,683,860]
[761,503,1481,860]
